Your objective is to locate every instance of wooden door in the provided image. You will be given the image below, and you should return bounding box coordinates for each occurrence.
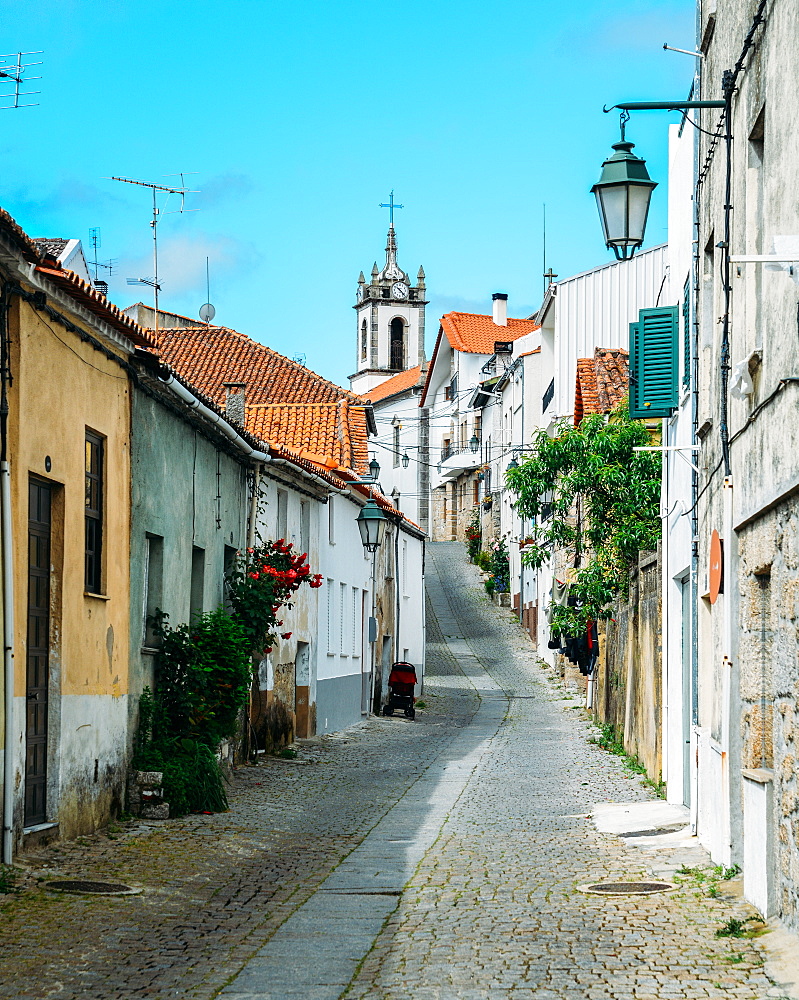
[26,479,51,826]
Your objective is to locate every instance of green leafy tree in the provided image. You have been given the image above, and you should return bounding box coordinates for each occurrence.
[506,403,660,634]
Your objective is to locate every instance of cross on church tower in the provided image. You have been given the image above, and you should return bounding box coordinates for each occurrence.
[379,190,404,227]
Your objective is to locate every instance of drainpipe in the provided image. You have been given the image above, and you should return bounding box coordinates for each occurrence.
[247,462,262,550]
[1,281,14,864]
[158,373,270,464]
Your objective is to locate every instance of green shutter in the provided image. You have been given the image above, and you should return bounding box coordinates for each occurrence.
[682,277,691,388]
[629,305,679,419]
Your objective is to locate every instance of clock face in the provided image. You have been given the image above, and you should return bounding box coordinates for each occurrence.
[391,281,409,299]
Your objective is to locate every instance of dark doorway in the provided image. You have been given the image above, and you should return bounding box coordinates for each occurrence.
[390,318,405,370]
[26,479,51,826]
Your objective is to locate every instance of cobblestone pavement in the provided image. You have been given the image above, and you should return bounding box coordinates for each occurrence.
[0,606,478,1000]
[342,543,775,1000]
[0,542,781,999]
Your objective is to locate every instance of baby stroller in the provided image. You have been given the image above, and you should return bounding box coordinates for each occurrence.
[382,661,418,720]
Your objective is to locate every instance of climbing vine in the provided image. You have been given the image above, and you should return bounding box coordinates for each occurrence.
[464,506,481,562]
[505,403,661,634]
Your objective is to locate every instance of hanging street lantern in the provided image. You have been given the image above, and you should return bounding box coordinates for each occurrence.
[356,498,388,553]
[401,452,410,468]
[469,434,480,454]
[506,456,519,472]
[368,457,380,480]
[591,113,657,261]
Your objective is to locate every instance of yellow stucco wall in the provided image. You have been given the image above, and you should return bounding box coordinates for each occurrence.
[10,294,131,698]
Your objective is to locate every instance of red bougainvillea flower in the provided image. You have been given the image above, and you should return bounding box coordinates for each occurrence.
[281,632,292,639]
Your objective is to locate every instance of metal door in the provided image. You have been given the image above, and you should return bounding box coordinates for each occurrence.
[26,479,51,826]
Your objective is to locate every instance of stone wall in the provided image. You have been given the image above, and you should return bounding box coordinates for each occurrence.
[738,499,799,927]
[595,549,662,783]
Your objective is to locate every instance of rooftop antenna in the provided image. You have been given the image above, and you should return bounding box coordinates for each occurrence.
[0,51,43,110]
[199,255,215,325]
[542,203,558,293]
[87,227,116,296]
[110,172,199,336]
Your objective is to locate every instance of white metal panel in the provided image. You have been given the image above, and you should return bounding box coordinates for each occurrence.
[553,244,669,417]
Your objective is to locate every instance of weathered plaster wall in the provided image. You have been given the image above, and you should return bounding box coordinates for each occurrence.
[738,500,799,926]
[596,550,662,783]
[128,385,248,743]
[8,294,132,844]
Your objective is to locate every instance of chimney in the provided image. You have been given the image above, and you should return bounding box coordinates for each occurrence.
[223,382,247,426]
[492,292,508,327]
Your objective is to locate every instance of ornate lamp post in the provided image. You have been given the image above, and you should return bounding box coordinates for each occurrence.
[591,112,658,261]
[356,498,389,714]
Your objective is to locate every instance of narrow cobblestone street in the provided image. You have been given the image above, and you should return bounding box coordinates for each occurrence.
[0,543,779,999]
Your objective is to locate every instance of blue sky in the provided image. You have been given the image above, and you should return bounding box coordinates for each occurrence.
[3,0,695,387]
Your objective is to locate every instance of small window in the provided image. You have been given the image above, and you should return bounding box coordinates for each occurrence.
[393,424,400,467]
[300,500,310,555]
[328,497,336,545]
[85,431,104,593]
[142,534,164,647]
[352,586,360,657]
[277,489,288,540]
[360,319,368,362]
[326,578,335,654]
[190,546,205,617]
[340,583,347,654]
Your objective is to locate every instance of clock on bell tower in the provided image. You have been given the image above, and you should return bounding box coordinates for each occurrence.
[349,199,427,396]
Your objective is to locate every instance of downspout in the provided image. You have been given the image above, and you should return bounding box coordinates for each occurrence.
[247,462,262,550]
[158,373,270,464]
[394,519,400,665]
[1,281,15,864]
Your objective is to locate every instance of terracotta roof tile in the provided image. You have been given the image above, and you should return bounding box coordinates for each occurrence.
[364,365,423,404]
[518,347,541,358]
[440,312,539,355]
[246,401,369,476]
[35,265,157,349]
[574,347,629,425]
[155,324,371,476]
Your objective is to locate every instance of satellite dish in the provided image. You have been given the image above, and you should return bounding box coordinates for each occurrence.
[199,302,216,323]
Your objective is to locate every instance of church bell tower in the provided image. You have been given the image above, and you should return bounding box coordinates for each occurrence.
[349,206,427,396]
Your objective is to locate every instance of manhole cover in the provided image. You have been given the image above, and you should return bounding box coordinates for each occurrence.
[47,879,141,896]
[579,880,675,896]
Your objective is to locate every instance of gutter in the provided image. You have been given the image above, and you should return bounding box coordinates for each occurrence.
[158,373,270,463]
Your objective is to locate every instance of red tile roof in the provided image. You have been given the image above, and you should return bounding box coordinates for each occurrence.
[155,324,371,476]
[246,401,369,474]
[156,325,364,406]
[35,265,157,349]
[518,347,541,358]
[364,365,423,404]
[574,347,629,425]
[440,312,539,355]
[0,207,155,349]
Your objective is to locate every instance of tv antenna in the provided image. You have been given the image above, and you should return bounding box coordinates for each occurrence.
[199,255,215,324]
[88,228,117,296]
[110,172,198,335]
[0,51,43,110]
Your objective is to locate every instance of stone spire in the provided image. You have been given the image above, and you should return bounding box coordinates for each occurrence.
[378,224,408,282]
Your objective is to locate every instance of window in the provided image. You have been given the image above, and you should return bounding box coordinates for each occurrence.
[629,306,679,418]
[300,501,310,555]
[190,547,205,617]
[352,586,360,657]
[340,583,347,654]
[682,276,691,388]
[360,319,367,362]
[277,489,288,540]
[85,431,104,593]
[328,497,336,544]
[390,318,405,370]
[142,534,164,647]
[326,578,335,654]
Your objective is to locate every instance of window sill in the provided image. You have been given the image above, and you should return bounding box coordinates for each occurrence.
[84,591,110,601]
[141,646,161,655]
